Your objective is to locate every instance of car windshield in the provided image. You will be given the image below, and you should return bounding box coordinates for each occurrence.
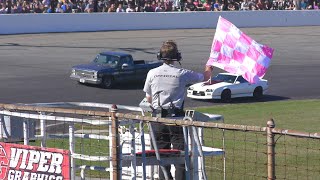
[212,74,237,83]
[93,54,119,67]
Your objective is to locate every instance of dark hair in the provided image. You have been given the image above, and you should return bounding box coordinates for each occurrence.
[160,43,178,60]
[162,40,178,49]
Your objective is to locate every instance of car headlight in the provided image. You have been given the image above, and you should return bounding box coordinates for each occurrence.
[71,69,76,75]
[93,71,98,78]
[188,87,194,90]
[206,89,213,92]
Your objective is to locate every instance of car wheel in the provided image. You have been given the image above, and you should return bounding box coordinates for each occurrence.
[101,76,114,89]
[221,89,231,103]
[253,86,263,99]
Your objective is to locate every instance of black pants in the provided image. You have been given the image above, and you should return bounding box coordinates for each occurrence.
[151,111,185,180]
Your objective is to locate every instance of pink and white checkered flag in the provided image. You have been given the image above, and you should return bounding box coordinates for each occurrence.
[206,16,274,83]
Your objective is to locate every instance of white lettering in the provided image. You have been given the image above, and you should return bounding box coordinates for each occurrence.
[9,148,22,168]
[26,150,41,171]
[22,171,30,180]
[9,148,29,169]
[30,173,37,180]
[37,174,49,180]
[48,153,63,174]
[8,170,15,180]
[14,171,22,180]
[9,148,65,177]
[20,149,29,169]
[37,152,52,172]
[49,175,56,180]
[7,170,64,180]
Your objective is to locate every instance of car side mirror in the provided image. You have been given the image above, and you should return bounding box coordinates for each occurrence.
[122,63,129,69]
[235,81,240,84]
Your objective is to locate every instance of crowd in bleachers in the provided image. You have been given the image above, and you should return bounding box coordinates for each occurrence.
[0,0,319,14]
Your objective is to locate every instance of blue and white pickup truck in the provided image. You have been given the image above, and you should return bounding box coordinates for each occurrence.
[70,51,162,88]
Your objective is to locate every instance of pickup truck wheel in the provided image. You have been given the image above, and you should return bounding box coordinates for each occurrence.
[101,76,114,89]
[221,89,231,103]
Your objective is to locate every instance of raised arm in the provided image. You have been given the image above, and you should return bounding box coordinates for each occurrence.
[204,65,213,81]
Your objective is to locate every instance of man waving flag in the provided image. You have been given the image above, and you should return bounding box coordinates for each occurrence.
[206,16,274,84]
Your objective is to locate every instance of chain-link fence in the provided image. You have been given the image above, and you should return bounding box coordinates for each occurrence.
[0,103,319,180]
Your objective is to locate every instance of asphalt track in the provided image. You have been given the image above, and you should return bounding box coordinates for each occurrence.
[0,26,319,108]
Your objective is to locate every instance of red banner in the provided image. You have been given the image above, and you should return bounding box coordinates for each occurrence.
[0,142,70,180]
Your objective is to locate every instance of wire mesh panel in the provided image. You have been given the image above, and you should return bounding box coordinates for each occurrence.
[203,128,267,180]
[275,135,320,180]
[1,103,320,180]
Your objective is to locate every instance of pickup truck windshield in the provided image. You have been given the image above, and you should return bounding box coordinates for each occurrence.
[93,54,119,68]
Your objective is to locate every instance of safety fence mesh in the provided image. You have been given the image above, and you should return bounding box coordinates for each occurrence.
[0,103,319,180]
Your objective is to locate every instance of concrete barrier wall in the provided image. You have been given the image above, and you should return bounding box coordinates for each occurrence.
[1,11,320,35]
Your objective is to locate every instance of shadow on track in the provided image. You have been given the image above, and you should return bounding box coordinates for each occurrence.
[190,95,290,105]
[79,81,144,90]
[1,43,156,54]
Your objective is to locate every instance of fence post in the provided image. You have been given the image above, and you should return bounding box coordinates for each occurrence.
[69,122,75,180]
[23,118,29,145]
[267,119,275,180]
[0,115,3,140]
[40,112,46,148]
[110,104,120,180]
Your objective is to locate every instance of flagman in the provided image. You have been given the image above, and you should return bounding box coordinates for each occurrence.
[143,40,206,180]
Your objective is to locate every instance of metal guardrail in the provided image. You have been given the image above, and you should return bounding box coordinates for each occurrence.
[0,102,225,180]
[2,102,318,180]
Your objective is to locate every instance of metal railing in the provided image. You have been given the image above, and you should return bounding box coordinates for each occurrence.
[0,102,319,180]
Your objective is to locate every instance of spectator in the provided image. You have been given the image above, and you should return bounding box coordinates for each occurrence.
[185,0,197,11]
[42,0,50,8]
[164,0,173,11]
[227,0,236,10]
[84,0,94,12]
[212,0,221,10]
[55,2,64,12]
[256,0,265,9]
[0,3,6,13]
[77,0,86,12]
[314,1,319,9]
[22,1,31,13]
[143,1,154,11]
[233,0,241,10]
[284,0,295,10]
[155,2,164,11]
[100,2,108,12]
[300,0,307,9]
[240,0,250,10]
[151,0,157,10]
[15,2,23,13]
[277,0,284,9]
[221,0,229,10]
[126,2,135,12]
[6,0,11,13]
[264,0,271,9]
[203,0,211,10]
[249,2,256,9]
[2,0,312,13]
[108,3,116,11]
[172,0,180,10]
[33,3,43,12]
[61,1,67,12]
[116,3,125,12]
[194,0,205,10]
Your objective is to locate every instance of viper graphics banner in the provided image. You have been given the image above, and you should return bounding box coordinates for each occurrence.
[0,142,70,180]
